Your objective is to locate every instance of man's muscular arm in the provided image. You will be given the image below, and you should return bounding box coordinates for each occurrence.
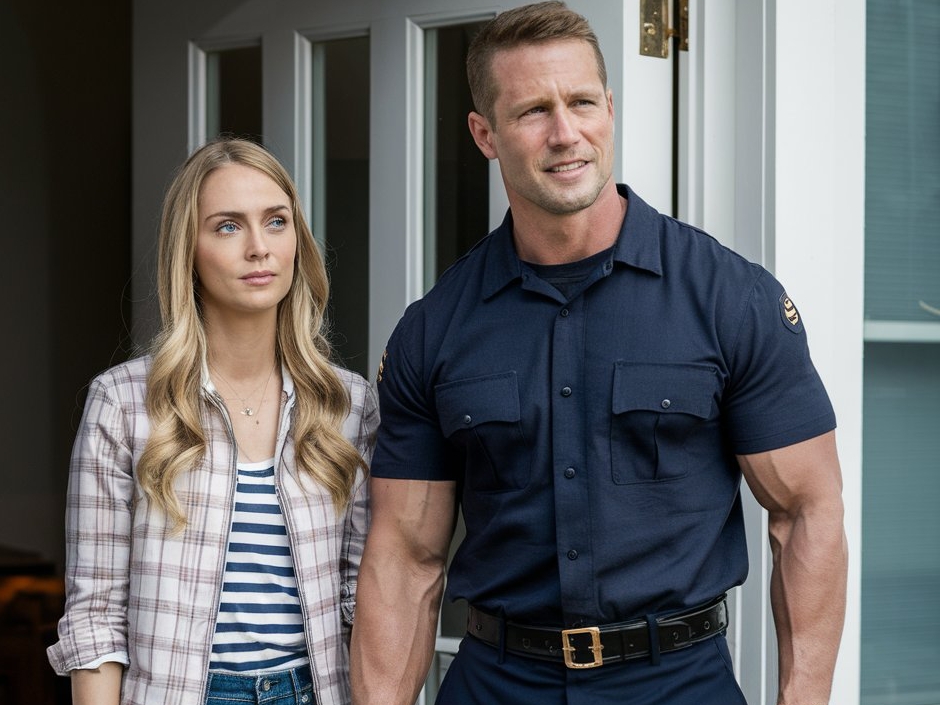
[739,430,847,705]
[350,478,457,705]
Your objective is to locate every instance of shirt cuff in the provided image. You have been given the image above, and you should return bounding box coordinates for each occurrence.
[74,651,129,670]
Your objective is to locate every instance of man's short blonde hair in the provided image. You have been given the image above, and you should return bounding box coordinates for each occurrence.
[466,1,607,124]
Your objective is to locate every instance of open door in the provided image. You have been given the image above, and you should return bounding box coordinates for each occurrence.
[131,0,778,702]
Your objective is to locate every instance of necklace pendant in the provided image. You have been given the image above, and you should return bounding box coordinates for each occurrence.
[242,407,254,417]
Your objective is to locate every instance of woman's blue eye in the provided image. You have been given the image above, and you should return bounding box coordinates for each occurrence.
[218,221,238,234]
[270,216,286,228]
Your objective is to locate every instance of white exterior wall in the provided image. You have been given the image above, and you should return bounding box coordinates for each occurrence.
[773,2,865,702]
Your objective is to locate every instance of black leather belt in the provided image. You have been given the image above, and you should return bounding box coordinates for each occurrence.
[467,595,728,669]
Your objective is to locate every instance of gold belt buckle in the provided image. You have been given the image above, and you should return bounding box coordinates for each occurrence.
[561,626,604,669]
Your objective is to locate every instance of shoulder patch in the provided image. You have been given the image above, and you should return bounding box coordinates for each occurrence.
[376,349,388,383]
[778,293,804,334]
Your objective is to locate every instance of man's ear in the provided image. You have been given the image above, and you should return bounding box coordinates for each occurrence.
[467,111,498,160]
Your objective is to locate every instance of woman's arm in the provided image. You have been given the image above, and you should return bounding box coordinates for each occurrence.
[48,373,135,679]
[340,381,379,627]
[71,662,124,705]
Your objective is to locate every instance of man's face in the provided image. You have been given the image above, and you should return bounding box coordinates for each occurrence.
[471,39,615,217]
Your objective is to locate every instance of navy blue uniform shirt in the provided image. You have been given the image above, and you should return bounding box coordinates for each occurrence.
[372,184,836,627]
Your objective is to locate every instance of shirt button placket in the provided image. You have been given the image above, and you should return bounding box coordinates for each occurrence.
[550,296,593,616]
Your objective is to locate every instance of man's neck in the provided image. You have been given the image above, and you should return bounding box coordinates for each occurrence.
[510,184,626,265]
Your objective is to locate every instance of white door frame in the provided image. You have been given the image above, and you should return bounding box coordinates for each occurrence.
[676,2,864,703]
[664,0,863,701]
[771,1,864,700]
[132,1,864,702]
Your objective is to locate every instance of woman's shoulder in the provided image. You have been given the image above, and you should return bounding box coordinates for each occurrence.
[87,355,152,399]
[331,364,378,420]
[330,363,372,399]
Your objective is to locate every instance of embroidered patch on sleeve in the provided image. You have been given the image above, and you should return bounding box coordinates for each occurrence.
[376,349,388,383]
[778,293,804,334]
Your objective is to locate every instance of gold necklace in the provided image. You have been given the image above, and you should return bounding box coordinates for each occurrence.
[211,363,277,418]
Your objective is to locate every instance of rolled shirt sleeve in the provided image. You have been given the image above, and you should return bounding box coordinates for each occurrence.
[47,373,135,675]
[339,374,379,627]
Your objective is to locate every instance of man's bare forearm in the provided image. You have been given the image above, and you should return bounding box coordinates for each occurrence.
[769,501,847,705]
[351,544,446,705]
[350,478,456,705]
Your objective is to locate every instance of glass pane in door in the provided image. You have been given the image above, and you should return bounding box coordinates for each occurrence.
[862,2,940,704]
[312,36,370,379]
[861,344,940,704]
[865,1,940,323]
[421,20,489,699]
[423,21,489,290]
[206,45,263,143]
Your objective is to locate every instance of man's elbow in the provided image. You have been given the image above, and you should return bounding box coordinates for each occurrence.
[767,491,846,562]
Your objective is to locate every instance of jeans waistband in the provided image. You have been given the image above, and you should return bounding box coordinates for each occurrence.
[205,663,313,704]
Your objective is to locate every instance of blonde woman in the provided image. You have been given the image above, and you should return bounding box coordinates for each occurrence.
[48,137,377,705]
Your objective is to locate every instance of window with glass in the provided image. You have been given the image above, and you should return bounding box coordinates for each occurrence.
[311,36,370,379]
[862,2,940,703]
[420,19,489,697]
[423,21,489,291]
[206,45,263,143]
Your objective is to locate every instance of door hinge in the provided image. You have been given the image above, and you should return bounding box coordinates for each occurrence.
[640,0,689,58]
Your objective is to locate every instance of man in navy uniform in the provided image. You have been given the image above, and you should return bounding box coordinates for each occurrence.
[351,3,847,704]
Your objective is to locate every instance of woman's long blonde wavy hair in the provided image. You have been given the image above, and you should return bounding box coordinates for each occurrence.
[137,137,365,528]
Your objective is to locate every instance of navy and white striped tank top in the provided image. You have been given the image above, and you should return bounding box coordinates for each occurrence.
[210,460,308,673]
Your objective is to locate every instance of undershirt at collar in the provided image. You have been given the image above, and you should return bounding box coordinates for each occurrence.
[523,245,615,300]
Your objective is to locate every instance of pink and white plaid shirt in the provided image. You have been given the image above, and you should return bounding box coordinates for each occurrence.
[48,356,378,704]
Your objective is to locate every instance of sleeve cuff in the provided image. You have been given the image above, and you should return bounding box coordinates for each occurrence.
[77,651,129,670]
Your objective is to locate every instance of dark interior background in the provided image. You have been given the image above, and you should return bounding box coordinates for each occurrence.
[0,1,132,701]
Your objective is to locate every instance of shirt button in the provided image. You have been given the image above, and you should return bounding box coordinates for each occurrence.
[567,549,579,560]
[560,308,570,317]
[661,399,671,409]
[564,467,576,479]
[262,680,272,692]
[463,414,472,424]
[561,386,572,397]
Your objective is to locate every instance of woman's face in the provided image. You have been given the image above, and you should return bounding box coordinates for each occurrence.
[194,163,297,322]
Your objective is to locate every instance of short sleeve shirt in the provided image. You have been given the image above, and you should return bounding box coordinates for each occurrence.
[371,184,836,626]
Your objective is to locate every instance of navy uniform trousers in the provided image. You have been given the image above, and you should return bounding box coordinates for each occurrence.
[435,633,748,705]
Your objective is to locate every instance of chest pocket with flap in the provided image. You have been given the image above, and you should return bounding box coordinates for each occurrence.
[610,362,720,484]
[436,371,530,492]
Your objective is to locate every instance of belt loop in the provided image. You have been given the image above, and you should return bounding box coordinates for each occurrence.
[645,614,661,666]
[291,667,300,698]
[497,607,507,664]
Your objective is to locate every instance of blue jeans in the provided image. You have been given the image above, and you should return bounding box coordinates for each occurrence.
[204,664,315,705]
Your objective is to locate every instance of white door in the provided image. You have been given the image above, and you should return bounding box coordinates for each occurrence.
[131,0,674,375]
[131,0,774,701]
